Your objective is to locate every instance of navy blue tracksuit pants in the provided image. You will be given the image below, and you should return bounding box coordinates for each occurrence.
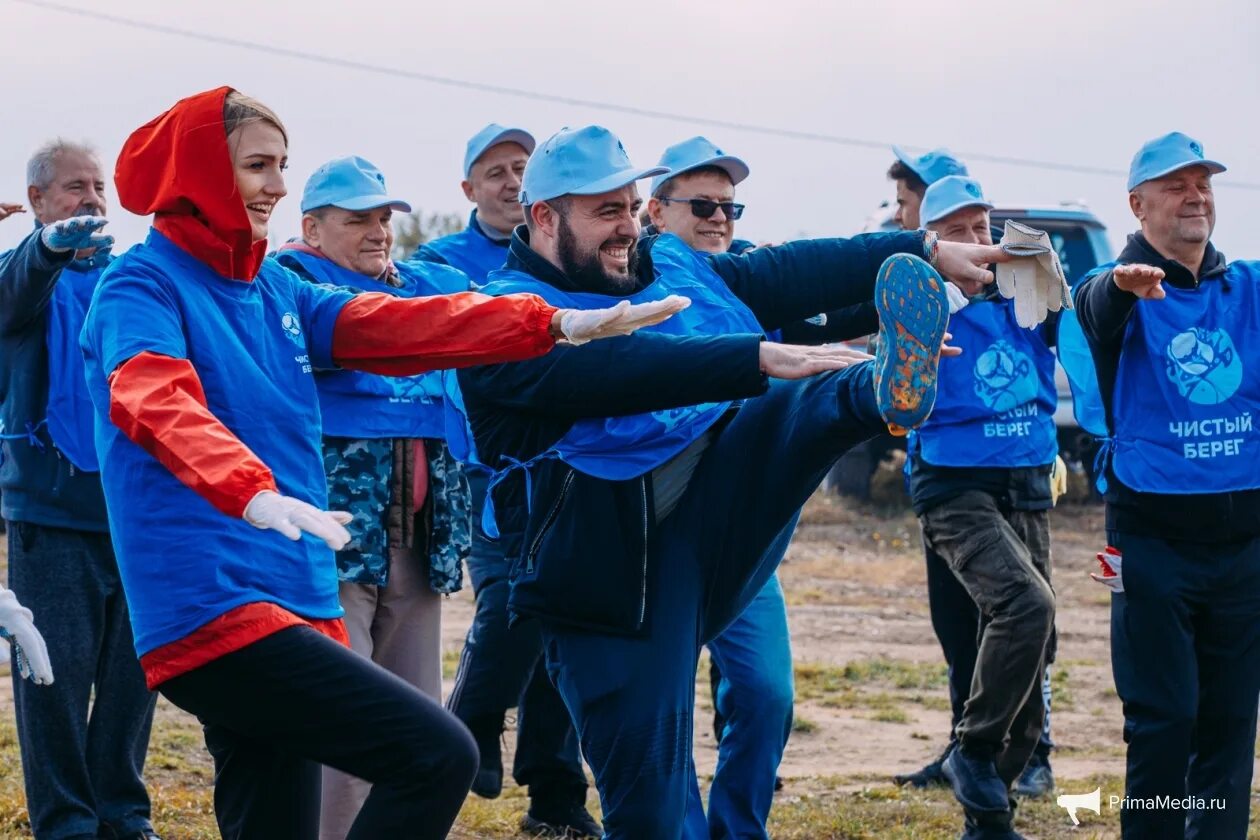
[447,472,586,796]
[541,363,883,839]
[1108,530,1260,840]
[8,522,156,840]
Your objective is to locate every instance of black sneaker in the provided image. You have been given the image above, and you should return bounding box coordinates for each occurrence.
[942,745,1010,814]
[894,740,954,788]
[467,717,505,800]
[960,812,1025,840]
[1013,754,1054,798]
[521,795,602,838]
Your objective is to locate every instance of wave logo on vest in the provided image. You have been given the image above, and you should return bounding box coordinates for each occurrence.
[389,376,436,404]
[1164,327,1241,406]
[280,312,305,348]
[973,340,1037,413]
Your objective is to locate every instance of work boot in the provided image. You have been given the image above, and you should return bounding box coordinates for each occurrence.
[894,739,955,788]
[467,716,505,799]
[521,789,602,838]
[1013,752,1055,798]
[873,253,950,436]
[942,744,1010,815]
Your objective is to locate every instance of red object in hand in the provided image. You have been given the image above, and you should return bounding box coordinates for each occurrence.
[1096,546,1121,578]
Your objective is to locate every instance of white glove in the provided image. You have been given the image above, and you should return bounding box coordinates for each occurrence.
[945,282,969,314]
[1090,546,1123,594]
[244,490,353,550]
[1050,455,1068,506]
[558,295,691,345]
[0,587,54,685]
[996,220,1072,328]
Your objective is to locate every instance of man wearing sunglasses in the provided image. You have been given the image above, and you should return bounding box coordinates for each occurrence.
[646,137,792,840]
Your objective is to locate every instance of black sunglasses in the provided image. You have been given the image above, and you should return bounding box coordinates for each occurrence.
[660,197,745,221]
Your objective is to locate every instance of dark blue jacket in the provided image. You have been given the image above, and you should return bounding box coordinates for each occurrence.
[458,226,925,633]
[0,229,109,530]
[1075,232,1255,542]
[414,210,510,282]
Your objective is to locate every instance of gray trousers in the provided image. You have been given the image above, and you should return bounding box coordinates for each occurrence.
[319,545,443,840]
[920,491,1055,786]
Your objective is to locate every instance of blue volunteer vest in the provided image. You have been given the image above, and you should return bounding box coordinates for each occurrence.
[82,230,354,656]
[45,261,106,471]
[1109,261,1260,494]
[910,297,1057,468]
[277,249,468,440]
[467,234,763,535]
[418,212,510,283]
[1056,265,1110,438]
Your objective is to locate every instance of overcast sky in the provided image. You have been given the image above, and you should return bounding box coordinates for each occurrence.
[2,0,1257,260]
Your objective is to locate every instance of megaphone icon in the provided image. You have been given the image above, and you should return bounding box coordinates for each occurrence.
[1056,787,1101,826]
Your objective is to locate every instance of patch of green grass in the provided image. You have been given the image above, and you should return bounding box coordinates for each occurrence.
[442,647,463,680]
[1052,666,1076,709]
[792,715,820,734]
[794,658,947,701]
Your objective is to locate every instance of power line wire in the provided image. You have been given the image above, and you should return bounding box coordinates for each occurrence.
[12,0,1260,191]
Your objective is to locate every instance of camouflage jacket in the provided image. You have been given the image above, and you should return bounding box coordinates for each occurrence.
[323,436,470,593]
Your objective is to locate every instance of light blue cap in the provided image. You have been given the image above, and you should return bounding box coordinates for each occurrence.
[920,175,993,225]
[649,136,750,196]
[1127,131,1226,190]
[519,125,668,206]
[301,156,411,214]
[892,145,969,186]
[464,124,536,179]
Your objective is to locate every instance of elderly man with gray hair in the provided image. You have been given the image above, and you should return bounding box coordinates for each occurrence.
[0,140,159,840]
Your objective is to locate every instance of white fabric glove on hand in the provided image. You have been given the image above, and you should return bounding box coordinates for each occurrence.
[244,490,353,550]
[1090,546,1123,594]
[996,220,1072,328]
[559,295,691,345]
[945,282,970,314]
[0,587,54,685]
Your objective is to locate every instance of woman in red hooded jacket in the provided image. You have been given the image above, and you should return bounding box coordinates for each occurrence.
[79,88,683,840]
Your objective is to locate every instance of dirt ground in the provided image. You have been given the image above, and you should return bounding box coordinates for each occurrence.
[2,490,1258,838]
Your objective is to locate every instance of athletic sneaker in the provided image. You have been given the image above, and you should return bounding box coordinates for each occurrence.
[873,253,950,435]
[1013,753,1055,798]
[894,740,955,788]
[521,794,602,838]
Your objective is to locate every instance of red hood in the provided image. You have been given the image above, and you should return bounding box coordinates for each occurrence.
[116,86,268,280]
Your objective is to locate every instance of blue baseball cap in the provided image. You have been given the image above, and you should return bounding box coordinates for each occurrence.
[519,125,668,206]
[650,136,750,197]
[920,175,993,226]
[301,156,412,214]
[464,124,536,179]
[891,145,969,186]
[1127,131,1226,191]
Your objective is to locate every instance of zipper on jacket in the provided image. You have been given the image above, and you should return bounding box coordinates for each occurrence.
[526,469,574,575]
[637,476,649,626]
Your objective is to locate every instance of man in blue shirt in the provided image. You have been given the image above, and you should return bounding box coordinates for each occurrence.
[1074,132,1260,840]
[0,141,158,840]
[418,124,599,838]
[644,136,791,839]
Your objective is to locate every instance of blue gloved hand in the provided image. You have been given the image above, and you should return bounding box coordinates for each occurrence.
[40,215,113,254]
